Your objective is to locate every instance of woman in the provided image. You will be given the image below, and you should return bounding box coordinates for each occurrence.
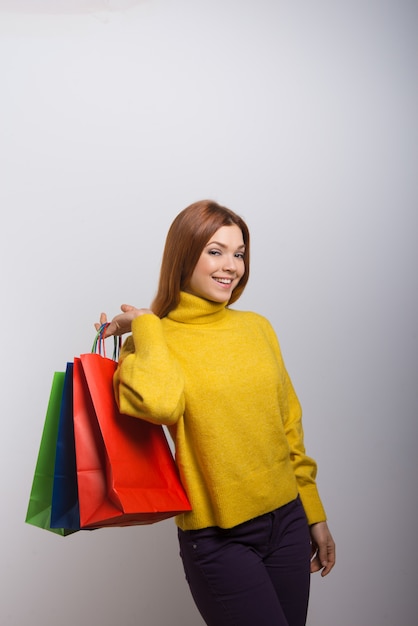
[97,200,335,626]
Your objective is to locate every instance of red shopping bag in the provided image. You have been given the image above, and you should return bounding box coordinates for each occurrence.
[72,340,191,529]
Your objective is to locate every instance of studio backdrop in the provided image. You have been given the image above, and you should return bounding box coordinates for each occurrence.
[0,1,417,625]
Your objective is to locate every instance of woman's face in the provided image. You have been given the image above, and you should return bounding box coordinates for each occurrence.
[186,225,245,302]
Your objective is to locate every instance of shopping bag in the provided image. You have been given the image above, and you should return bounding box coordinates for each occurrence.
[73,328,192,529]
[50,362,80,530]
[25,372,77,536]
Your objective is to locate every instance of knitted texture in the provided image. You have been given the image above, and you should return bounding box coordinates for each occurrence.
[114,291,326,529]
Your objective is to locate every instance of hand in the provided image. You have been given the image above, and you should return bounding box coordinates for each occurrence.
[310,521,336,577]
[95,304,154,337]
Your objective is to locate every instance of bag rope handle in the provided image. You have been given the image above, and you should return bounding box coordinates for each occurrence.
[91,323,121,361]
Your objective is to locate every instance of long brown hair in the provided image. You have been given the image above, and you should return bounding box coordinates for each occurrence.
[151,200,250,318]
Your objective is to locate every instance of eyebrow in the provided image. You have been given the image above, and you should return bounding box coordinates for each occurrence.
[206,241,246,250]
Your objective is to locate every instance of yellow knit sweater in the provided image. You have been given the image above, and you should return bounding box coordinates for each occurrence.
[114,291,326,530]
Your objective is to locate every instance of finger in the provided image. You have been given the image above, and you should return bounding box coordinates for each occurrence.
[317,545,329,571]
[321,564,332,577]
[103,322,118,337]
[321,559,334,576]
[310,554,322,574]
[321,546,336,577]
[94,313,109,332]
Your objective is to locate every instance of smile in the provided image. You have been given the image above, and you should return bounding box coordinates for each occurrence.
[213,277,233,285]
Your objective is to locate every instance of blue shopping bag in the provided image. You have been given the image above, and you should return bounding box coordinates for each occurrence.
[50,362,81,530]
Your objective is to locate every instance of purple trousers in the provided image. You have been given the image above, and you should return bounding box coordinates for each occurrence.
[178,497,311,626]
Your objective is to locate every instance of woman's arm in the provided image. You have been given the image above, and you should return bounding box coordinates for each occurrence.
[112,313,185,427]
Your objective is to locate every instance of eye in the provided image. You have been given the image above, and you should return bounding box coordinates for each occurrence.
[208,249,221,256]
[235,252,245,259]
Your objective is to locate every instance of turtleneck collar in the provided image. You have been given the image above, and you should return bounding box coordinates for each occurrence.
[167,291,229,325]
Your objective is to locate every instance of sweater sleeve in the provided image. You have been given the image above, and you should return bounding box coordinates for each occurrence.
[113,314,185,426]
[280,367,327,525]
[265,320,327,525]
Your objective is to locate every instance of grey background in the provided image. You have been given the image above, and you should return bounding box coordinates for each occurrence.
[0,1,417,624]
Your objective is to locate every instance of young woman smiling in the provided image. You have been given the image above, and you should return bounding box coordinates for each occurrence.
[96,199,335,626]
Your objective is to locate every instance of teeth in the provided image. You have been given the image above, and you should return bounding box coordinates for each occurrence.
[215,278,232,284]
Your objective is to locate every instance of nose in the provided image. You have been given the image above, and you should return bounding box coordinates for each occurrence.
[222,254,238,272]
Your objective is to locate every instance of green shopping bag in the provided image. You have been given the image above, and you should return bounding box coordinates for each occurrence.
[25,371,77,536]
